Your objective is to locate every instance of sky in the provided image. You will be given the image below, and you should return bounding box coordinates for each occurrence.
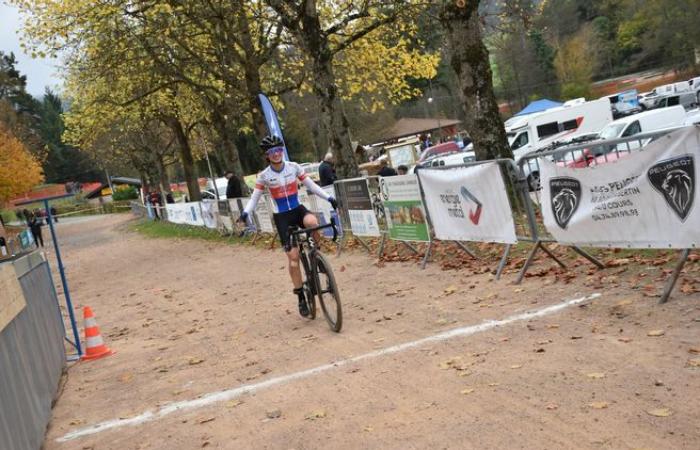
[1,2,62,97]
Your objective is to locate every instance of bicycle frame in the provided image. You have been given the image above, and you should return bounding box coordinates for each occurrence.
[288,219,338,295]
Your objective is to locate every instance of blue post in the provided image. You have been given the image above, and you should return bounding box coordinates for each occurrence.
[44,199,82,357]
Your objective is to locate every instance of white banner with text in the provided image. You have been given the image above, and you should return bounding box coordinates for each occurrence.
[540,127,700,248]
[418,163,517,244]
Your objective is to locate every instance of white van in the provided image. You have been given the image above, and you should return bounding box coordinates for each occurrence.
[506,98,613,162]
[597,105,687,141]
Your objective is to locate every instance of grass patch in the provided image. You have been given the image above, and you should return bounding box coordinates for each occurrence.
[128,219,271,247]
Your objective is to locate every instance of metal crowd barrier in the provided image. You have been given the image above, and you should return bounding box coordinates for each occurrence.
[515,127,690,301]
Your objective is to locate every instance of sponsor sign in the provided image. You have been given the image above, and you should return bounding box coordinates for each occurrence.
[165,202,205,226]
[200,200,218,229]
[338,178,380,237]
[540,127,700,248]
[418,163,517,244]
[379,174,429,242]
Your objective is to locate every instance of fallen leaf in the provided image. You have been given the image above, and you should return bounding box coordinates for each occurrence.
[488,382,500,387]
[460,388,475,395]
[265,409,282,419]
[647,330,665,337]
[586,372,606,379]
[546,324,560,329]
[589,401,609,409]
[198,417,215,424]
[618,337,633,343]
[188,357,205,365]
[226,400,243,408]
[510,364,523,369]
[118,372,134,383]
[363,426,374,432]
[443,286,458,295]
[545,403,558,410]
[305,410,327,420]
[69,419,83,426]
[646,408,672,417]
[688,347,700,354]
[687,358,700,367]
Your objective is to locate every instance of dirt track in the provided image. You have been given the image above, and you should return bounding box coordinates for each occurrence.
[43,214,700,449]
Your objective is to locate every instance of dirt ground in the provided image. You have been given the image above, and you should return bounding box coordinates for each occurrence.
[41,214,700,449]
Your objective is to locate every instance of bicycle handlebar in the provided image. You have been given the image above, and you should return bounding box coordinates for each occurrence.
[289,217,338,242]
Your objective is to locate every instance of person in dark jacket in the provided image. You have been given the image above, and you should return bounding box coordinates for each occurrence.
[318,153,337,187]
[225,171,243,199]
[377,159,398,177]
[29,212,44,248]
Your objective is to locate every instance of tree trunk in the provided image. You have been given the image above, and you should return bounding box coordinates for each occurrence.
[211,110,250,195]
[309,51,357,178]
[441,3,512,161]
[155,153,171,195]
[167,117,201,201]
[235,2,268,137]
[293,1,357,178]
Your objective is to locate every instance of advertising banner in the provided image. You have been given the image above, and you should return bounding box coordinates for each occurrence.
[418,163,517,244]
[165,202,204,226]
[339,178,380,237]
[379,174,429,242]
[254,195,275,233]
[540,127,700,248]
[217,200,233,232]
[200,200,218,229]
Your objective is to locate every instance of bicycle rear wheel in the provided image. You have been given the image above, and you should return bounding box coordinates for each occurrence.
[313,252,342,332]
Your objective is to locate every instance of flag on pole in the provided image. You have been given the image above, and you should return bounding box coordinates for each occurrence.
[258,93,289,161]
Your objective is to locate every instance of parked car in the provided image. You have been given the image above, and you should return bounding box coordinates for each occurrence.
[417,141,461,163]
[562,106,687,168]
[689,76,700,103]
[411,150,476,173]
[649,91,697,111]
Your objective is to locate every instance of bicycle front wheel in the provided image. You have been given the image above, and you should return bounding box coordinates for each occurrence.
[313,252,342,332]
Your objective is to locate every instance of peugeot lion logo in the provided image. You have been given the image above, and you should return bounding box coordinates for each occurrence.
[648,155,695,221]
[549,177,581,229]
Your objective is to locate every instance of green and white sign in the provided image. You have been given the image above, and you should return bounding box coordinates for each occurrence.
[379,174,430,242]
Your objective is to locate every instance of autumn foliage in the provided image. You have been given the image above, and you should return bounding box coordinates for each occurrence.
[0,125,44,203]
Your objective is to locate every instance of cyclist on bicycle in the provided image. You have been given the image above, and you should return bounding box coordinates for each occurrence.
[238,135,338,317]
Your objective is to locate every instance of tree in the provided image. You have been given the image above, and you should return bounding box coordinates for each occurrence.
[438,1,511,160]
[265,0,418,178]
[554,26,595,100]
[0,125,44,202]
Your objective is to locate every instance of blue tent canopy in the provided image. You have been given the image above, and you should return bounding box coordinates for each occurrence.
[513,99,562,117]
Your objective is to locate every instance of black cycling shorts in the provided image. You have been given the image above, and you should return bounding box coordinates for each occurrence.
[273,205,312,251]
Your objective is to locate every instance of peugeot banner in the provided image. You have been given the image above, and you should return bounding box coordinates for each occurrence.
[540,127,700,248]
[418,163,517,244]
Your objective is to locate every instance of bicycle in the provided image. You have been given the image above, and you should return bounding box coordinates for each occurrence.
[288,218,343,332]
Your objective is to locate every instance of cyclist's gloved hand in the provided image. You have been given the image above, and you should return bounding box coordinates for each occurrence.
[238,211,249,223]
[328,196,338,210]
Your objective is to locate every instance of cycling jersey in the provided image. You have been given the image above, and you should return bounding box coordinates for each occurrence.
[243,162,331,215]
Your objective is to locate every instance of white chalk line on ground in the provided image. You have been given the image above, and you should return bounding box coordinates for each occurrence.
[58,292,601,442]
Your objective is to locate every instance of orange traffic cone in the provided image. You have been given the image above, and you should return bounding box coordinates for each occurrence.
[81,306,114,361]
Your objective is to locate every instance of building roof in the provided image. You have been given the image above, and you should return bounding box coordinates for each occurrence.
[85,177,142,199]
[382,117,461,141]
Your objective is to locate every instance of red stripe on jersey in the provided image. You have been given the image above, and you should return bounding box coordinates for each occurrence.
[255,183,264,190]
[268,181,298,199]
[298,173,307,181]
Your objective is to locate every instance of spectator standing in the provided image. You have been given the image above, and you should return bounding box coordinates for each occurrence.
[29,212,44,248]
[318,152,337,187]
[225,171,243,199]
[149,190,161,219]
[377,159,398,177]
